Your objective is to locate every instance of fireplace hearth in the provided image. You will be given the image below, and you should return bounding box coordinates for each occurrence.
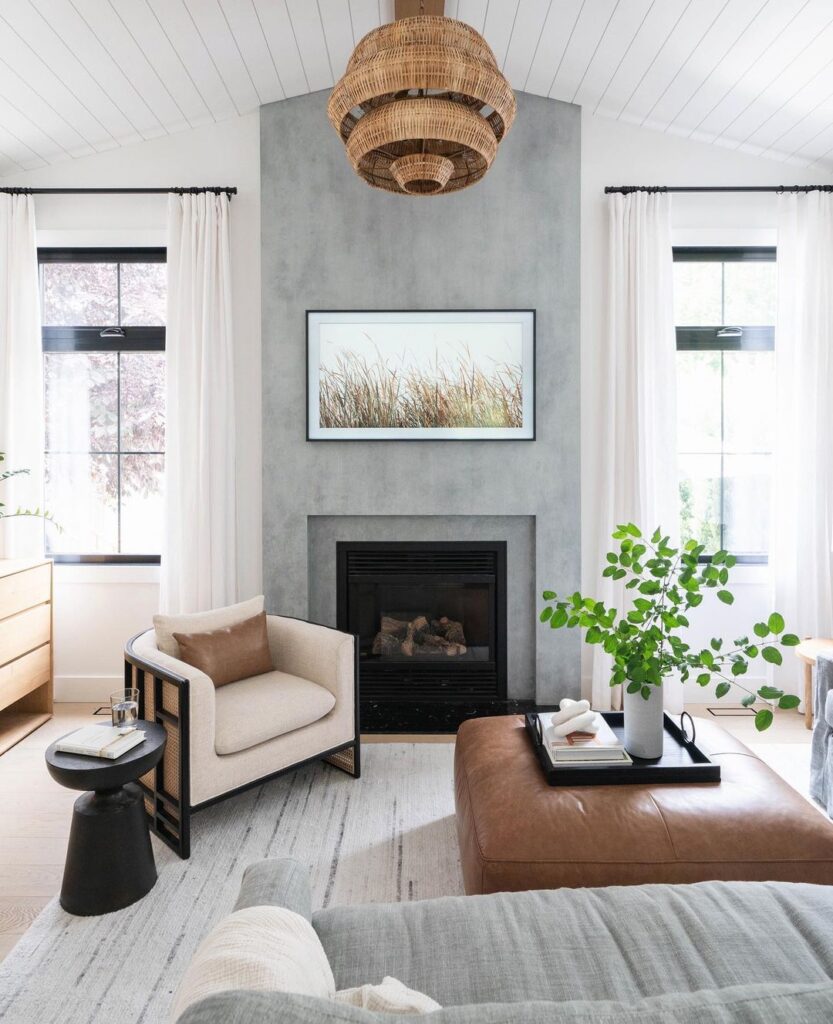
[337,541,527,731]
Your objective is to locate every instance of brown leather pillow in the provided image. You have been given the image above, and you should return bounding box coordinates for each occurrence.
[173,612,274,688]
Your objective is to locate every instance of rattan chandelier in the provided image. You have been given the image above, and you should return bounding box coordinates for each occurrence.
[327,3,516,197]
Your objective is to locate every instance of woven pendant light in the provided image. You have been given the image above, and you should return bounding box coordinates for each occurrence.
[327,0,516,197]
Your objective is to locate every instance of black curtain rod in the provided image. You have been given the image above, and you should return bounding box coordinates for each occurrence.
[605,184,833,195]
[0,186,237,197]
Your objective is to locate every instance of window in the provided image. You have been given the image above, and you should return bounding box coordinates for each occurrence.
[674,247,775,563]
[40,249,166,563]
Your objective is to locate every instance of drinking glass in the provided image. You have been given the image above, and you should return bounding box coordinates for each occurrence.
[111,688,140,729]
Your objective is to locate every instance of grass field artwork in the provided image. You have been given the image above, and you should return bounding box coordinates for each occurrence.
[307,311,535,440]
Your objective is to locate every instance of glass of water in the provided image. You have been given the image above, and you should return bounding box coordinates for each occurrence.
[111,688,140,729]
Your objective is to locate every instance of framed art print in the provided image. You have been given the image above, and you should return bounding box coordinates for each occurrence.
[306,309,535,441]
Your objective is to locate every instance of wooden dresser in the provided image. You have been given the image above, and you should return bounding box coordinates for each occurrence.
[0,559,53,754]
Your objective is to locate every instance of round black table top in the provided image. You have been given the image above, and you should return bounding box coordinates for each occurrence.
[46,721,166,793]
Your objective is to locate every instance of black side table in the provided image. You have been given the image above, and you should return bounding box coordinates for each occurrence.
[46,722,166,916]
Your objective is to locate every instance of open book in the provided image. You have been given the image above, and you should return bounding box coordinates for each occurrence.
[56,726,146,760]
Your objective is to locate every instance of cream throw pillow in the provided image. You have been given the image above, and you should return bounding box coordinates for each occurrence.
[169,905,334,1023]
[335,976,442,1013]
[154,595,265,659]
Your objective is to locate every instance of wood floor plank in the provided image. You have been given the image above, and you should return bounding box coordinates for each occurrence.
[0,703,95,961]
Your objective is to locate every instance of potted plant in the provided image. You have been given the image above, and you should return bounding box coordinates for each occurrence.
[540,524,800,758]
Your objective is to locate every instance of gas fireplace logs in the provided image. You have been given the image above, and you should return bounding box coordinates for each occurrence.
[372,615,467,657]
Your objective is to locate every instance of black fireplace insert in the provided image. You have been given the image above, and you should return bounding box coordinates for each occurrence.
[337,541,511,731]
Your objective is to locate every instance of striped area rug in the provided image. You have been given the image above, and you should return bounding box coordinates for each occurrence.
[0,743,462,1024]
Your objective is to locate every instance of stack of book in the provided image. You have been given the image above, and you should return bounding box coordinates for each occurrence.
[540,712,632,766]
[56,725,146,760]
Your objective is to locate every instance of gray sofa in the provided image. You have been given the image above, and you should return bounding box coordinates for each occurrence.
[177,858,833,1023]
[811,653,833,817]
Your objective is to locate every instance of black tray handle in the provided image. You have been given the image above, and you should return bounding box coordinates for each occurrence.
[531,712,543,747]
[679,710,696,746]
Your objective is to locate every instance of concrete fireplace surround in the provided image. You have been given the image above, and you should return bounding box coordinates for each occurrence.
[261,90,581,705]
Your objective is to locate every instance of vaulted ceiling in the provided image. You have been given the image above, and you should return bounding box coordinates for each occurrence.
[1,0,832,178]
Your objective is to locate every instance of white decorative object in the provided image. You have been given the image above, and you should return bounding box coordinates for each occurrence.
[551,709,599,738]
[550,699,591,726]
[161,191,237,614]
[335,976,441,1013]
[0,193,43,559]
[623,684,664,759]
[590,192,678,713]
[169,906,336,1023]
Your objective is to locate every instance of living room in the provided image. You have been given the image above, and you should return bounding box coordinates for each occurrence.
[1,1,833,1021]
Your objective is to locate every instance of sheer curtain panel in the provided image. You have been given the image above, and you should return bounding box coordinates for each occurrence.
[0,194,43,559]
[161,192,237,614]
[772,191,833,697]
[590,191,679,711]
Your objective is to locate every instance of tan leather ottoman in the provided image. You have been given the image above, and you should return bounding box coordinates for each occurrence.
[454,714,833,894]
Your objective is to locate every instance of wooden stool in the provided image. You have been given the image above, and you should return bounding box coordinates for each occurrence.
[795,638,833,729]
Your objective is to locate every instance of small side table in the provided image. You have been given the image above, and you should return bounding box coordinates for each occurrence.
[795,638,833,730]
[46,722,166,916]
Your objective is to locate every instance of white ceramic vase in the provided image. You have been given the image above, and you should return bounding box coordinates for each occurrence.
[623,683,664,759]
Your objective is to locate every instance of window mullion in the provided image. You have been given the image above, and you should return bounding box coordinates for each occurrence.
[117,352,122,555]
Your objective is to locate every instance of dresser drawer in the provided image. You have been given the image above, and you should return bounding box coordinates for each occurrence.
[0,604,51,669]
[0,563,51,620]
[0,644,51,712]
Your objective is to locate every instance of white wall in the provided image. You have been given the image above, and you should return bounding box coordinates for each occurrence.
[1,114,261,700]
[580,109,833,703]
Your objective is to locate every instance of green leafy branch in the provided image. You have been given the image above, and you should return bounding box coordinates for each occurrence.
[540,524,799,732]
[0,452,59,529]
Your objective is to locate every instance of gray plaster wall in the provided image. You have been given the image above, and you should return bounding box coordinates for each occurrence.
[261,90,581,704]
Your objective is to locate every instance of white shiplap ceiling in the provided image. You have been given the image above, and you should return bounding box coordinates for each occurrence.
[1,0,833,178]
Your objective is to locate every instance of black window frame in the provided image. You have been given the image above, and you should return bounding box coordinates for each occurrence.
[39,247,166,566]
[673,246,775,566]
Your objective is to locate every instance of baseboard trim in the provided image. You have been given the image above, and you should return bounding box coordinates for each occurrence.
[54,675,122,702]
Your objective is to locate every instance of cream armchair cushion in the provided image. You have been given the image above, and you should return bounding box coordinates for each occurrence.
[214,671,336,755]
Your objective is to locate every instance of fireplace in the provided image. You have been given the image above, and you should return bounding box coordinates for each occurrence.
[337,541,509,731]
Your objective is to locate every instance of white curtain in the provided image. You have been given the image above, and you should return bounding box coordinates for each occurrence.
[590,192,679,711]
[0,194,43,560]
[771,191,833,696]
[160,192,237,614]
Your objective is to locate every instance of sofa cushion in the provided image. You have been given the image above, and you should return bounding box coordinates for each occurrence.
[154,596,265,659]
[170,906,335,1023]
[214,672,336,755]
[173,612,273,688]
[313,879,833,1008]
[178,982,833,1024]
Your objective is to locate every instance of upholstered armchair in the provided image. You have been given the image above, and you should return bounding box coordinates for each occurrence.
[811,654,833,818]
[124,602,359,858]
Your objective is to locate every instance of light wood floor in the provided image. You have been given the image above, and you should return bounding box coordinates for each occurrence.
[0,702,814,964]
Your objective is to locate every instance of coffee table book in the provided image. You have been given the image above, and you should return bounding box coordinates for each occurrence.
[56,725,146,760]
[526,711,721,786]
[543,712,629,762]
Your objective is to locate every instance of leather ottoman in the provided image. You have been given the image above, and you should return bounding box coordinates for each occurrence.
[454,714,833,894]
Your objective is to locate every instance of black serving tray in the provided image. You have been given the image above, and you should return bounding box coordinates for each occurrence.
[525,711,721,786]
